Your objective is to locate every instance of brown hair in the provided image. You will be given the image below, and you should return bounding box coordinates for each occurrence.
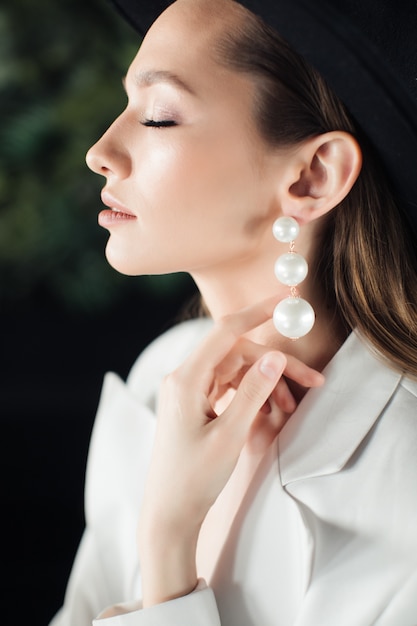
[216,8,417,377]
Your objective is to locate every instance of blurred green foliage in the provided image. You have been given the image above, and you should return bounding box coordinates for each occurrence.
[0,0,191,313]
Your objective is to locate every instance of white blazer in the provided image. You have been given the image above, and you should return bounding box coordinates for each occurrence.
[50,318,417,626]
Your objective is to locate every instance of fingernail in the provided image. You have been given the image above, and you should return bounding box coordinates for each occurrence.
[260,354,285,380]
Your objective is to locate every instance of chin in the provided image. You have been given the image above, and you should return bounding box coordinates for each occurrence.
[104,242,142,276]
[104,241,179,277]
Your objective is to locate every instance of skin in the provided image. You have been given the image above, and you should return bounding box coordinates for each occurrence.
[86,0,362,610]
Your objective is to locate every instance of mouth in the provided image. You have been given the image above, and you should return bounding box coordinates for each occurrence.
[101,190,136,217]
[98,190,137,227]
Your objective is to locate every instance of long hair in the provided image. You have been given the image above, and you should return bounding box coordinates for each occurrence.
[216,7,417,377]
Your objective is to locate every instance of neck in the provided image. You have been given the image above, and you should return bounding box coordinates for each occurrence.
[189,216,348,380]
[191,263,348,378]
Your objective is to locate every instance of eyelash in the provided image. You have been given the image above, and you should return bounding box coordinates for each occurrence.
[142,119,177,128]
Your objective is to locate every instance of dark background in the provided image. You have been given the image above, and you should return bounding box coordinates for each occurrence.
[1,1,197,623]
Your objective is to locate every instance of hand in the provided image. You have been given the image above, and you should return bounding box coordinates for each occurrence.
[138,296,324,606]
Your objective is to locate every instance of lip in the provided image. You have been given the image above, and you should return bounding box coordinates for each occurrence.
[101,190,136,217]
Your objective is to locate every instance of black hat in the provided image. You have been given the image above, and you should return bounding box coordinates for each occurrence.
[111,0,417,230]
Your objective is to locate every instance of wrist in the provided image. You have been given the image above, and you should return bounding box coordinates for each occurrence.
[139,525,199,607]
[138,512,201,607]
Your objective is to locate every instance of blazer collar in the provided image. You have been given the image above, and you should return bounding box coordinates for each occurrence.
[278,331,402,486]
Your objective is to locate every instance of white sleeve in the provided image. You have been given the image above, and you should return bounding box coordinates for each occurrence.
[93,580,221,625]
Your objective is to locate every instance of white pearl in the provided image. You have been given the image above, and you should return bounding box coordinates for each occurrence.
[272,216,300,243]
[273,297,315,339]
[274,252,308,286]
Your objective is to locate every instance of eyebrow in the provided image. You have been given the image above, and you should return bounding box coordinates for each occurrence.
[122,70,196,96]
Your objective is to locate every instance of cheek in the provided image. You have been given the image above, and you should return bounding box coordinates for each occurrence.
[136,139,182,190]
[125,126,268,274]
[137,132,259,225]
[133,138,194,216]
[136,121,259,200]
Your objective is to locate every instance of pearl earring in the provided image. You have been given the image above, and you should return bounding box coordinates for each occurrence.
[272,216,315,339]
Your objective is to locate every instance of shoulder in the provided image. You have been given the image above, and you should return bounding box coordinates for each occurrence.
[126,317,213,406]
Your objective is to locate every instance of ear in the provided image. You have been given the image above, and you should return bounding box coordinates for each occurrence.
[279,131,362,224]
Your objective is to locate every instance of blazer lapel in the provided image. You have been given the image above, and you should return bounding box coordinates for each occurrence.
[279,331,402,486]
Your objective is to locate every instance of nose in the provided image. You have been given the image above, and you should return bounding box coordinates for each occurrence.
[86,114,131,179]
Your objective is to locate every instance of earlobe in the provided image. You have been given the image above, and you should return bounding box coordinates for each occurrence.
[282,131,362,224]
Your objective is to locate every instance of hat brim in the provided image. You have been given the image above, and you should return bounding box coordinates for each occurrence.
[111,0,417,230]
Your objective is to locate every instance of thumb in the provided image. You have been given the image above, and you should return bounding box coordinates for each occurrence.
[222,351,286,440]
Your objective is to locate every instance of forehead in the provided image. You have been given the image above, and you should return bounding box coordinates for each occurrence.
[126,0,254,101]
[136,0,245,68]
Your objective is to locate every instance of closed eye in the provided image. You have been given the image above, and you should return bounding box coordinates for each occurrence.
[142,119,177,128]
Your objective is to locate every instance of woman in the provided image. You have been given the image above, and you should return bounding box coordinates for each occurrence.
[51,0,417,624]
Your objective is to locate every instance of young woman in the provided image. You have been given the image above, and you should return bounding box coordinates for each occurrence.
[51,0,417,624]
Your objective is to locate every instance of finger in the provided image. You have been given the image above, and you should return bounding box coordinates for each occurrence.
[209,341,324,414]
[248,396,290,453]
[220,351,287,443]
[214,337,324,387]
[212,370,296,416]
[272,378,297,414]
[214,339,324,407]
[214,338,265,386]
[283,354,325,388]
[179,297,279,391]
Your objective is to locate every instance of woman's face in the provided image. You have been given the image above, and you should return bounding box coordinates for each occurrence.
[87,0,286,277]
